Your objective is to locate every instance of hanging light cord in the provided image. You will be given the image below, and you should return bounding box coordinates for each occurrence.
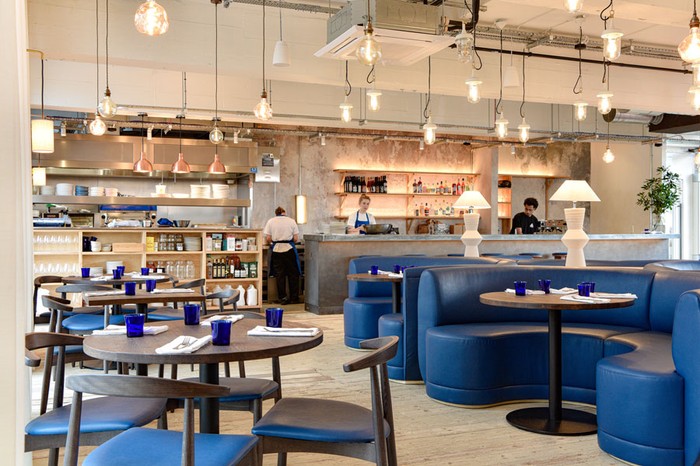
[464,0,482,70]
[141,115,145,152]
[496,29,503,114]
[262,0,266,92]
[105,0,109,90]
[520,53,526,118]
[344,60,352,97]
[607,121,611,147]
[366,64,376,84]
[179,116,183,153]
[600,0,614,26]
[95,0,99,108]
[602,60,610,90]
[214,2,219,120]
[423,56,431,119]
[573,25,583,94]
[278,5,283,40]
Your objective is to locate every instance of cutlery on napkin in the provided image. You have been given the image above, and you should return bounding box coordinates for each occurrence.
[560,295,611,304]
[126,274,168,280]
[90,276,113,282]
[150,288,195,294]
[83,290,125,297]
[200,314,244,326]
[387,272,403,278]
[92,324,169,336]
[247,326,320,337]
[155,335,212,354]
[505,289,545,295]
[549,287,578,295]
[591,292,638,299]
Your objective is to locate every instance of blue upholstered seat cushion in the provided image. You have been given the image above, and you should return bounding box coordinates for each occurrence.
[180,377,279,402]
[252,397,389,443]
[343,297,393,348]
[378,314,405,377]
[52,345,85,356]
[83,427,258,466]
[25,396,166,436]
[61,314,125,332]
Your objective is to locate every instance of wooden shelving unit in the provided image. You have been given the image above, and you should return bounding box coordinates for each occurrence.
[32,195,251,208]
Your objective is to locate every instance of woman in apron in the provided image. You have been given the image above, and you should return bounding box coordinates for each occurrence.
[346,194,376,234]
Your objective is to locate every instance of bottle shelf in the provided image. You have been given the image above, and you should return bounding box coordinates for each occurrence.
[207,278,260,282]
[82,252,144,256]
[205,250,259,255]
[336,192,460,197]
[146,251,203,255]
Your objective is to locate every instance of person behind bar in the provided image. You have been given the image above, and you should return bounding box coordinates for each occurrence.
[509,197,540,234]
[346,193,377,234]
[263,206,301,305]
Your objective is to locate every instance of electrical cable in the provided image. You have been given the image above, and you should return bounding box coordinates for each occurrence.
[214,1,219,120]
[520,52,526,118]
[366,64,376,84]
[496,30,503,114]
[105,0,109,89]
[423,56,431,120]
[262,0,266,92]
[344,60,352,97]
[573,25,583,94]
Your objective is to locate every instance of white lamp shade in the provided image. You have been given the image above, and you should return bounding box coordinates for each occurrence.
[503,65,520,88]
[32,167,46,187]
[273,40,291,67]
[549,180,600,202]
[296,194,307,224]
[31,119,54,153]
[454,190,491,209]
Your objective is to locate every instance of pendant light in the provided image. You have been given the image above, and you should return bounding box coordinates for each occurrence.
[366,65,381,112]
[355,0,381,66]
[679,0,700,63]
[517,53,530,144]
[89,0,106,137]
[171,115,190,174]
[689,86,700,111]
[339,61,353,123]
[600,0,624,61]
[98,0,117,117]
[503,51,520,89]
[695,149,700,166]
[134,0,169,36]
[31,52,54,153]
[597,62,613,115]
[602,122,615,163]
[455,22,473,63]
[693,63,700,86]
[465,68,482,104]
[208,153,226,174]
[253,0,273,121]
[423,56,437,145]
[574,102,588,121]
[209,1,224,143]
[495,28,508,139]
[572,21,587,122]
[134,113,154,173]
[564,0,583,14]
[272,7,290,67]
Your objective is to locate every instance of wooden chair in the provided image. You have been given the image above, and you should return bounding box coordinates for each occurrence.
[63,374,262,466]
[251,336,399,466]
[43,293,122,335]
[33,275,63,327]
[147,278,207,322]
[25,333,167,466]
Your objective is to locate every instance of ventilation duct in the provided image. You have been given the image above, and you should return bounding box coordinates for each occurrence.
[603,109,664,125]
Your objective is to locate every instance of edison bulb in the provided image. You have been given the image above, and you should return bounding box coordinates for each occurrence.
[573,102,588,121]
[597,92,613,115]
[602,147,615,163]
[355,31,381,66]
[339,98,353,123]
[518,118,530,143]
[423,116,437,145]
[495,114,509,139]
[465,76,482,104]
[367,89,382,112]
[679,27,700,63]
[689,86,700,111]
[134,0,169,36]
[254,94,273,121]
[209,126,224,144]
[89,116,107,136]
[601,28,624,61]
[455,24,473,63]
[564,0,583,13]
[98,90,118,117]
[695,150,700,166]
[693,63,700,86]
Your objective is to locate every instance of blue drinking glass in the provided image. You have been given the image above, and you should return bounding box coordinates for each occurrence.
[124,282,137,296]
[112,269,122,280]
[81,267,90,278]
[370,265,379,275]
[587,281,596,293]
[514,281,527,296]
[211,320,232,345]
[140,267,150,276]
[125,314,145,338]
[117,265,125,274]
[265,308,284,328]
[538,279,552,294]
[393,264,401,274]
[578,283,591,297]
[145,279,157,292]
[183,304,200,325]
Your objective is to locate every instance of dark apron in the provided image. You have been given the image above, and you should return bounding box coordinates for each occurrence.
[354,211,370,235]
[267,240,302,276]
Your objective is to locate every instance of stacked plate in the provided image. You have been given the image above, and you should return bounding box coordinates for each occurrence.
[172,193,190,199]
[212,184,230,199]
[104,187,118,197]
[190,185,211,199]
[40,185,55,195]
[75,185,88,196]
[89,186,105,197]
[56,183,74,196]
[184,236,202,251]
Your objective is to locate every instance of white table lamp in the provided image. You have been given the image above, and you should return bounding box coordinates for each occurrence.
[549,180,600,267]
[454,191,491,258]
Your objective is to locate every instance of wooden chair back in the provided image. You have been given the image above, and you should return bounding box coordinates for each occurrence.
[206,288,235,314]
[33,275,63,327]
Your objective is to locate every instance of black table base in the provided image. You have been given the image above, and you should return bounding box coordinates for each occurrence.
[506,407,597,436]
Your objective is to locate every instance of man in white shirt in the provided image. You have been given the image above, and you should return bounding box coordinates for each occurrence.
[263,206,301,305]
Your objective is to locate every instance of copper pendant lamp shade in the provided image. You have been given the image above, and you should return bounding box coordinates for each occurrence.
[171,153,190,173]
[207,153,226,174]
[133,113,153,173]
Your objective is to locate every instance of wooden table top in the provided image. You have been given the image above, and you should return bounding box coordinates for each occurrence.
[83,290,205,307]
[479,292,635,311]
[83,318,323,365]
[64,275,173,286]
[347,273,403,283]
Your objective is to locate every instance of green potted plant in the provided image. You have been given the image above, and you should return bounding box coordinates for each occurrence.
[636,166,681,232]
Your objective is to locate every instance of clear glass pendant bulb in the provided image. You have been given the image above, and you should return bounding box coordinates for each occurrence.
[495,113,509,139]
[254,93,273,121]
[98,89,118,117]
[597,92,613,115]
[601,27,624,61]
[602,147,615,163]
[209,126,224,144]
[679,26,700,63]
[89,116,107,136]
[695,150,700,166]
[367,88,382,112]
[355,29,382,66]
[573,102,588,121]
[455,23,474,63]
[423,116,437,145]
[564,0,583,13]
[518,118,530,143]
[339,98,353,123]
[134,0,169,36]
[465,76,482,104]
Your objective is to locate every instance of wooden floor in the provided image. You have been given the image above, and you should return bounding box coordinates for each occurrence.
[31,307,624,465]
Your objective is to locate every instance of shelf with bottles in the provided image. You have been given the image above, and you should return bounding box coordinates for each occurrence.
[206,250,258,255]
[204,232,258,253]
[207,278,261,283]
[82,252,144,256]
[145,251,203,256]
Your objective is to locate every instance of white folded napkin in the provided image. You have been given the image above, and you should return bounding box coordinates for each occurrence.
[125,273,168,280]
[92,324,169,336]
[150,288,195,294]
[155,335,212,354]
[247,325,320,337]
[591,292,638,299]
[387,272,403,278]
[90,276,113,282]
[505,288,545,295]
[200,314,244,326]
[560,295,611,304]
[83,290,125,297]
[550,287,578,295]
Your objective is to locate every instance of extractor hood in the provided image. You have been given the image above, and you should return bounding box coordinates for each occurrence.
[314,0,454,66]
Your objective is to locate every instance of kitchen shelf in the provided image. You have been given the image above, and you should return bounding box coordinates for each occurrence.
[33,251,80,255]
[146,251,203,255]
[335,215,462,220]
[32,195,250,208]
[82,252,144,256]
[336,192,459,197]
[207,278,260,283]
[205,250,259,254]
[334,169,479,176]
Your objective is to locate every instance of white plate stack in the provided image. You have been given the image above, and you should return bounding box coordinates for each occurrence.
[184,236,202,251]
[56,183,75,196]
[190,185,211,199]
[212,184,230,199]
[89,186,105,197]
[104,187,119,197]
[40,185,55,195]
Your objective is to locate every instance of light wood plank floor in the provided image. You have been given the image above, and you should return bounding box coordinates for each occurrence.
[31,308,624,465]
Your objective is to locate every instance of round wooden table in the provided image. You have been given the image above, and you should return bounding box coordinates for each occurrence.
[347,273,403,313]
[479,291,635,436]
[83,317,323,434]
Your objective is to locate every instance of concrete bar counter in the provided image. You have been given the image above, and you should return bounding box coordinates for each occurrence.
[303,233,679,314]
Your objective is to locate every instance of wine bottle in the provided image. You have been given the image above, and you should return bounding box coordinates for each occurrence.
[412,178,417,193]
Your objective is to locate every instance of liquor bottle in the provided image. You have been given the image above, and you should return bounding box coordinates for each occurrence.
[361,177,367,193]
[412,179,417,194]
[417,177,423,193]
[414,203,420,216]
[206,257,213,280]
[456,179,462,196]
[461,178,467,192]
[382,176,387,193]
[352,176,358,193]
[424,202,430,216]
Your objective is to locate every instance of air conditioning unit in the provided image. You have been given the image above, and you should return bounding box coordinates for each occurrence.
[314,0,454,66]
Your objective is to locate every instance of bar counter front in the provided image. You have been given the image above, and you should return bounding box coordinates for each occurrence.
[303,233,678,314]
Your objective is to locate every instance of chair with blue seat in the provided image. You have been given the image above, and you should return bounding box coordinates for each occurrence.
[252,336,398,466]
[33,275,63,328]
[25,333,167,466]
[63,374,261,466]
[146,278,207,322]
[44,294,125,335]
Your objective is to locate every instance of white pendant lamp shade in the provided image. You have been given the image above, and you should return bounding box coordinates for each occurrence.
[295,194,307,224]
[465,75,482,104]
[564,0,583,13]
[597,92,613,114]
[254,91,273,121]
[454,190,490,210]
[367,88,382,112]
[89,116,107,136]
[423,116,437,145]
[208,153,226,174]
[574,102,588,121]
[134,0,169,36]
[31,119,54,153]
[98,88,118,117]
[503,64,520,88]
[495,113,509,139]
[171,153,191,174]
[355,29,382,66]
[32,167,47,187]
[133,152,153,173]
[340,98,353,123]
[518,118,530,143]
[602,147,615,163]
[601,25,624,61]
[273,40,291,67]
[550,180,601,205]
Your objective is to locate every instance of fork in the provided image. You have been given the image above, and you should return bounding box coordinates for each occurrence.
[174,336,195,350]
